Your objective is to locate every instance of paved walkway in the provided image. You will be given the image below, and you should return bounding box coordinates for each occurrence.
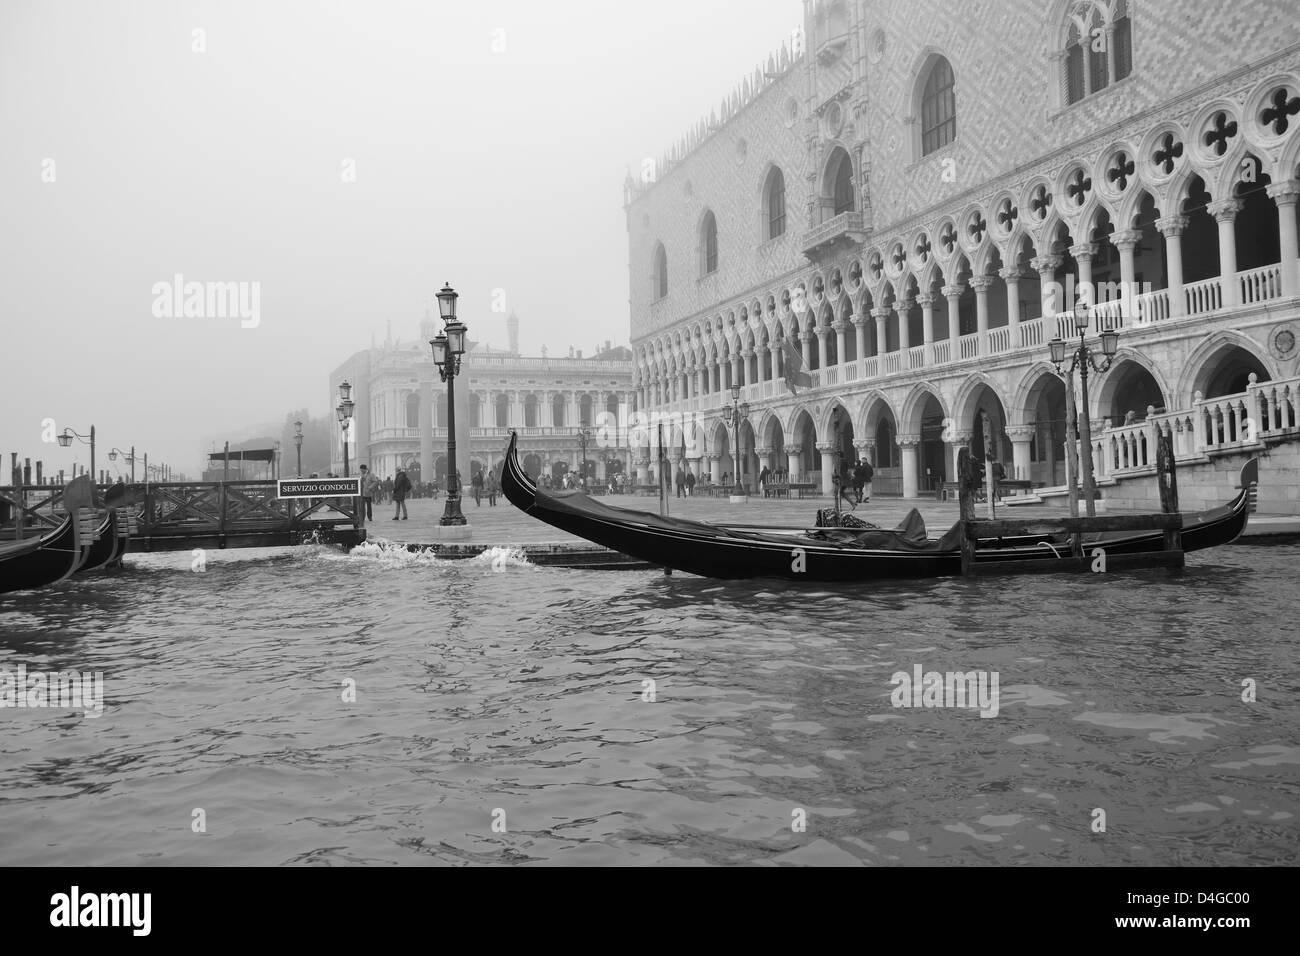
[360,492,1298,546]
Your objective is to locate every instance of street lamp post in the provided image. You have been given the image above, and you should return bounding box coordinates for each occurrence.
[108,446,136,483]
[1049,302,1119,519]
[273,440,281,480]
[57,425,96,496]
[576,421,592,490]
[722,383,751,499]
[336,381,355,477]
[430,282,467,527]
[294,420,304,477]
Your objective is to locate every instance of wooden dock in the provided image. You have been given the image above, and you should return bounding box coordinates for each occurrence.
[0,480,367,552]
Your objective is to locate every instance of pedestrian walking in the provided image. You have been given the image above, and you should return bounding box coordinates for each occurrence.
[358,464,379,521]
[486,470,499,506]
[392,469,411,520]
[859,457,874,503]
[472,470,483,506]
[674,466,686,498]
[685,470,696,496]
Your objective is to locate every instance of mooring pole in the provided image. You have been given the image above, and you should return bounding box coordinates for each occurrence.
[980,411,996,520]
[1063,373,1082,557]
[958,447,976,575]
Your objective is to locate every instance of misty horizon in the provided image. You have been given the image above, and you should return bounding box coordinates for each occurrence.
[1,0,799,478]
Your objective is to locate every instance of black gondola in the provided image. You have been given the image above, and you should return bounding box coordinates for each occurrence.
[0,512,92,595]
[499,431,1256,582]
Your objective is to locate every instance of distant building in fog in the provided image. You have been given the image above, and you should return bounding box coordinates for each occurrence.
[329,311,637,483]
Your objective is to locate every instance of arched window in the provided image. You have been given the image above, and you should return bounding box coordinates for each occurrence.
[920,56,956,155]
[764,167,786,239]
[524,394,539,427]
[405,393,419,428]
[1064,0,1132,106]
[700,211,718,276]
[651,243,668,300]
[495,393,509,428]
[831,152,855,215]
[552,394,566,427]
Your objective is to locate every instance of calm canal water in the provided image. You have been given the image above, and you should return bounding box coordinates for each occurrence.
[1,540,1297,866]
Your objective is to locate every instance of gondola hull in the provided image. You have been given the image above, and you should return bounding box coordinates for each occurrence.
[499,432,1255,582]
[0,515,87,595]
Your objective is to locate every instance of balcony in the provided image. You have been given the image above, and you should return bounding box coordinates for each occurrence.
[801,211,866,259]
[638,261,1299,411]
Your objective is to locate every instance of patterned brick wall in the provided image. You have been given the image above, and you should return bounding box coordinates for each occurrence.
[861,0,1299,231]
[627,67,810,339]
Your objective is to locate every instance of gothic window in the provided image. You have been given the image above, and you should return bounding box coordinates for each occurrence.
[765,166,786,239]
[920,56,956,155]
[829,150,855,216]
[700,211,718,276]
[652,243,668,300]
[1064,0,1132,106]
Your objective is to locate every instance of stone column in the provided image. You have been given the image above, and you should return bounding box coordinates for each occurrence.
[709,454,722,484]
[852,314,867,364]
[1031,254,1063,320]
[950,431,972,486]
[731,354,742,390]
[942,283,964,355]
[833,320,847,365]
[898,434,921,499]
[743,348,754,386]
[1209,198,1243,308]
[784,443,802,482]
[1006,425,1035,481]
[1070,242,1097,307]
[419,374,434,482]
[861,438,877,467]
[918,294,935,364]
[769,343,782,383]
[1111,229,1142,309]
[454,368,471,483]
[970,274,995,353]
[815,329,828,369]
[800,331,813,369]
[872,306,890,356]
[898,298,912,353]
[815,441,835,496]
[1267,181,1300,297]
[1155,216,1189,317]
[999,269,1023,346]
[636,455,650,484]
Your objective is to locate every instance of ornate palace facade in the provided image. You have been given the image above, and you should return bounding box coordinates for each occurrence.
[626,0,1300,508]
[330,312,635,484]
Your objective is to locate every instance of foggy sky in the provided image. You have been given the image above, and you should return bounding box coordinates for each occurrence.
[0,0,797,477]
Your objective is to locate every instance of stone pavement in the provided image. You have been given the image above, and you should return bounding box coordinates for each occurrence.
[358,491,1297,547]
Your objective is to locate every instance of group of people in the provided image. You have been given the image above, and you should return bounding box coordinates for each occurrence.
[836,457,875,509]
[470,468,500,506]
[672,468,698,497]
[351,465,457,521]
